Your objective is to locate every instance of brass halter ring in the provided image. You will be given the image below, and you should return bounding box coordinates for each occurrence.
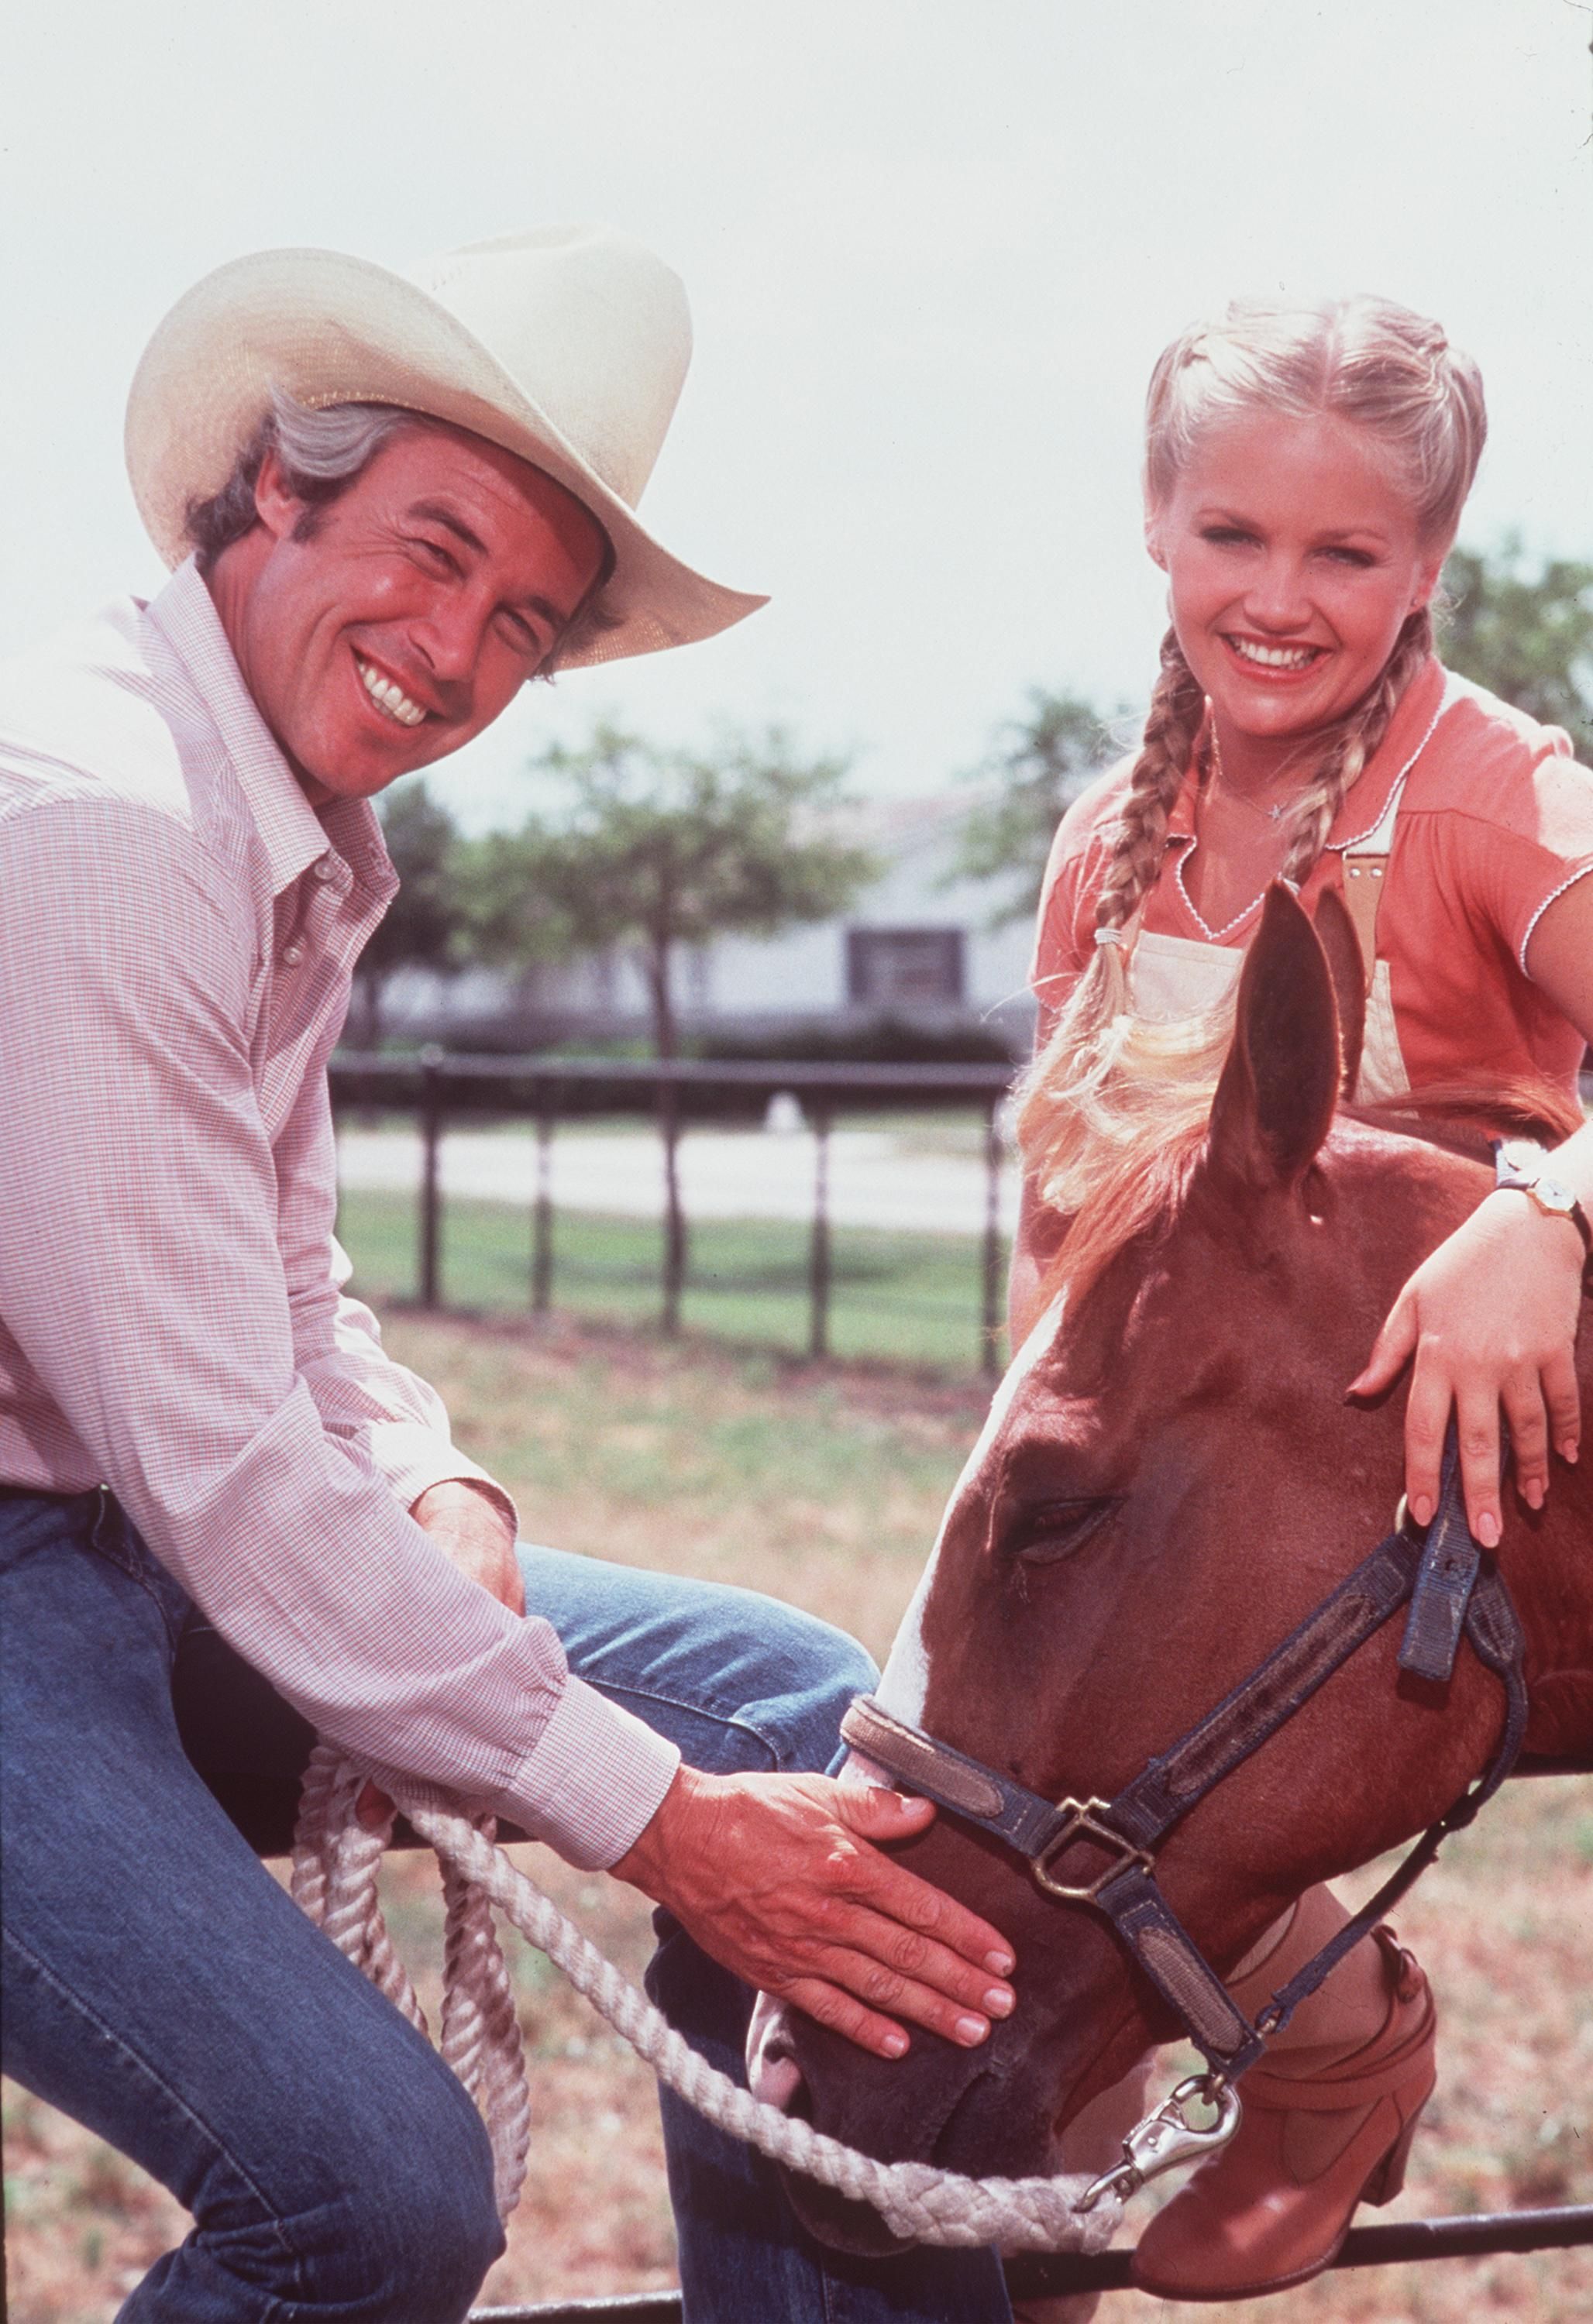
[1031,1797,1156,1903]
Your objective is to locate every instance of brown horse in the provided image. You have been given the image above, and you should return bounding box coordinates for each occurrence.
[766,885,1592,2256]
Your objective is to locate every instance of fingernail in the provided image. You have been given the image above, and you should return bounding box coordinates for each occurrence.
[984,1985,1015,2017]
[883,2030,908,2058]
[1412,1494,1433,1526]
[1477,1512,1501,1548]
[1526,1478,1545,1511]
[955,2013,989,2046]
[1561,1441,1580,1466]
[984,1948,1014,1977]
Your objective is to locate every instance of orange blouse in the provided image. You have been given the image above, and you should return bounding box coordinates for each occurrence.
[1030,657,1593,1097]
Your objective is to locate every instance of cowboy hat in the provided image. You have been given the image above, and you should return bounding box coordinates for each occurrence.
[124,225,766,667]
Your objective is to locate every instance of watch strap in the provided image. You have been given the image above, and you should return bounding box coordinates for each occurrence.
[1492,1140,1593,1290]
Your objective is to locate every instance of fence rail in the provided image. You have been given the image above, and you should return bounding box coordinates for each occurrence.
[331,1050,1017,1371]
[467,2201,1593,2315]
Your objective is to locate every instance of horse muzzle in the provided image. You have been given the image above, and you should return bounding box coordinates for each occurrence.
[746,1992,1061,2256]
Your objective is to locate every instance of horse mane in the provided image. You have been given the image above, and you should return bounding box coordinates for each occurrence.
[1030,1071,1584,1323]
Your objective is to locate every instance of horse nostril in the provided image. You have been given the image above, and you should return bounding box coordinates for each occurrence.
[747,1994,808,2114]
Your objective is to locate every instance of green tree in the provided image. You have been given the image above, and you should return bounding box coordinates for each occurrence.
[352,779,463,1050]
[463,723,878,1059]
[1440,538,1593,758]
[950,689,1116,927]
[461,724,878,1329]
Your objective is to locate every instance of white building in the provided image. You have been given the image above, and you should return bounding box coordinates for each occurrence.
[378,790,1039,1058]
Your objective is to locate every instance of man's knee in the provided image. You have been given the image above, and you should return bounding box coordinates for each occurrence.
[270,2039,504,2322]
[728,1593,878,1776]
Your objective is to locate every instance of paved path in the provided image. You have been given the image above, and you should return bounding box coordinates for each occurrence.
[336,1126,1018,1238]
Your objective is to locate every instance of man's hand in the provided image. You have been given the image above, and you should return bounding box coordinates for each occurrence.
[356,1480,523,1829]
[409,1479,524,1614]
[612,1765,1017,2061]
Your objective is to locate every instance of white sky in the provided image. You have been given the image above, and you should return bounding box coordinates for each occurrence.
[4,1,1590,830]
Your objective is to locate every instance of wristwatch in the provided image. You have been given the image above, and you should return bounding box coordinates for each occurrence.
[1492,1139,1593,1293]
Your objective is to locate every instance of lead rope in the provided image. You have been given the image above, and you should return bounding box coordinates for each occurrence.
[287,1747,1120,2256]
[289,1745,532,2224]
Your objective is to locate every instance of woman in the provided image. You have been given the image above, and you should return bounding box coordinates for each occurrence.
[1011,296,1593,2301]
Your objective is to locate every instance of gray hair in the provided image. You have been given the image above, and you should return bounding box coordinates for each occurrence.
[184,388,617,674]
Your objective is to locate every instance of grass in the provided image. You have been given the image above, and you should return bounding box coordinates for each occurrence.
[336,1185,1006,1373]
[5,1312,1590,2321]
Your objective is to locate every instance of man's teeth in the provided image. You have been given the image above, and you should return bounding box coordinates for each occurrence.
[1228,637,1320,671]
[356,658,427,727]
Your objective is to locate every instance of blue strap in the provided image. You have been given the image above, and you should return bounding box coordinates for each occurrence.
[1398,1427,1485,1683]
[1092,1865,1266,2078]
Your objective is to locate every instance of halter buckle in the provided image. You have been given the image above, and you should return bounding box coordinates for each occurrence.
[1031,1797,1155,1902]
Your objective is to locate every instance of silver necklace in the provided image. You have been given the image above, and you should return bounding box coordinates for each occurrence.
[1207,729,1292,822]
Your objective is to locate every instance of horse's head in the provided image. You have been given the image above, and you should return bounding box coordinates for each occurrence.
[764,885,1588,2254]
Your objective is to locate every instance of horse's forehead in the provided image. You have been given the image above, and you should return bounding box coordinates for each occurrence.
[875,1293,1065,1724]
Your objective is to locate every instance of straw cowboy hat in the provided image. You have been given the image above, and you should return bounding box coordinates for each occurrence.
[125,225,766,666]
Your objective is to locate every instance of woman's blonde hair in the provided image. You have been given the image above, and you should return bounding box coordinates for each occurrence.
[1019,295,1486,1215]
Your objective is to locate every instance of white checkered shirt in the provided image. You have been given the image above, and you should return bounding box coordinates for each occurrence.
[0,559,678,1867]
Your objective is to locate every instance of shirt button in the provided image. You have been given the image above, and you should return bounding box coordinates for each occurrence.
[280,940,306,967]
[311,854,340,882]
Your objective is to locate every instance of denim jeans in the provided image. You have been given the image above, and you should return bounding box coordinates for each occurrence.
[0,1486,1011,2323]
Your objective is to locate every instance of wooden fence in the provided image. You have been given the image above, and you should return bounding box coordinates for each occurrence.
[331,1050,1017,1370]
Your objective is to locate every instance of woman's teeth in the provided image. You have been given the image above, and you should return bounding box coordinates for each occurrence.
[1227,636,1321,672]
[356,657,427,727]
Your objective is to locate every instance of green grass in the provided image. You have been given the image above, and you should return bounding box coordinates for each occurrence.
[335,1187,1006,1373]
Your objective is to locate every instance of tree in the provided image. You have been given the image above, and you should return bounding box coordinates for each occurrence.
[351,779,464,1050]
[461,723,879,1329]
[1440,538,1593,758]
[463,723,879,1060]
[949,689,1116,927]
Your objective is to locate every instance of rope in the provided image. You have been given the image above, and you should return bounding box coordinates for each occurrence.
[288,1752,1120,2256]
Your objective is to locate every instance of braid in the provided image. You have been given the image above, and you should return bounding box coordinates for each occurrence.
[1013,631,1210,1198]
[1099,629,1205,931]
[1083,630,1203,1014]
[1276,607,1433,886]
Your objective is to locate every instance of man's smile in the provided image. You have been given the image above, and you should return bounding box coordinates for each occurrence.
[354,651,430,728]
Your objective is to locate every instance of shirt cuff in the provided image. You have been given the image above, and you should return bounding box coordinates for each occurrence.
[364,1419,521,1537]
[498,1674,682,1870]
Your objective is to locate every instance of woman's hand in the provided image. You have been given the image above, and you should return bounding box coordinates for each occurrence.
[614,1765,1017,2061]
[1347,1190,1584,1544]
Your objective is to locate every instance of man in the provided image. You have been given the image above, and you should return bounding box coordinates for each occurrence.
[0,228,1017,2322]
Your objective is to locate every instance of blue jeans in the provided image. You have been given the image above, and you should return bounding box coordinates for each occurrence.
[0,1486,1010,2323]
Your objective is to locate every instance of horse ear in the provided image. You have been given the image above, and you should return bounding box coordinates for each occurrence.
[1208,884,1342,1191]
[1312,886,1367,1099]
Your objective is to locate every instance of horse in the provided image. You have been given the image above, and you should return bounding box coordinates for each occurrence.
[756,883,1593,2257]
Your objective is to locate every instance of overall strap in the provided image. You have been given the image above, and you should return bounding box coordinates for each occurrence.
[1339,780,1402,995]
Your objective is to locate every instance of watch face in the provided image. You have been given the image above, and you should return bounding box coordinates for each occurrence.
[1532,1177,1577,1216]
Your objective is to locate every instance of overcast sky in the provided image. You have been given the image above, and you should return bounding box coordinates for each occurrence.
[4,1,1590,829]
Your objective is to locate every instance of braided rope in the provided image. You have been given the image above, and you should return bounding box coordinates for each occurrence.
[287,1755,1120,2256]
[439,1819,533,2220]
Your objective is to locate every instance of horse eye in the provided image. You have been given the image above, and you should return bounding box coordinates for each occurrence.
[1007,1499,1118,1566]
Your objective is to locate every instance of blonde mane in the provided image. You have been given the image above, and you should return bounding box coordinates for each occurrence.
[1017,1018,1225,1319]
[1019,1019,1583,1324]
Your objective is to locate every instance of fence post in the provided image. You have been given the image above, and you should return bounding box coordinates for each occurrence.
[659,1070,686,1337]
[808,1102,833,1360]
[531,1095,555,1315]
[418,1047,444,1311]
[981,1098,1003,1375]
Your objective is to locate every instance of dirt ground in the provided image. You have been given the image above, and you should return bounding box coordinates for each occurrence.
[5,1315,1590,2322]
